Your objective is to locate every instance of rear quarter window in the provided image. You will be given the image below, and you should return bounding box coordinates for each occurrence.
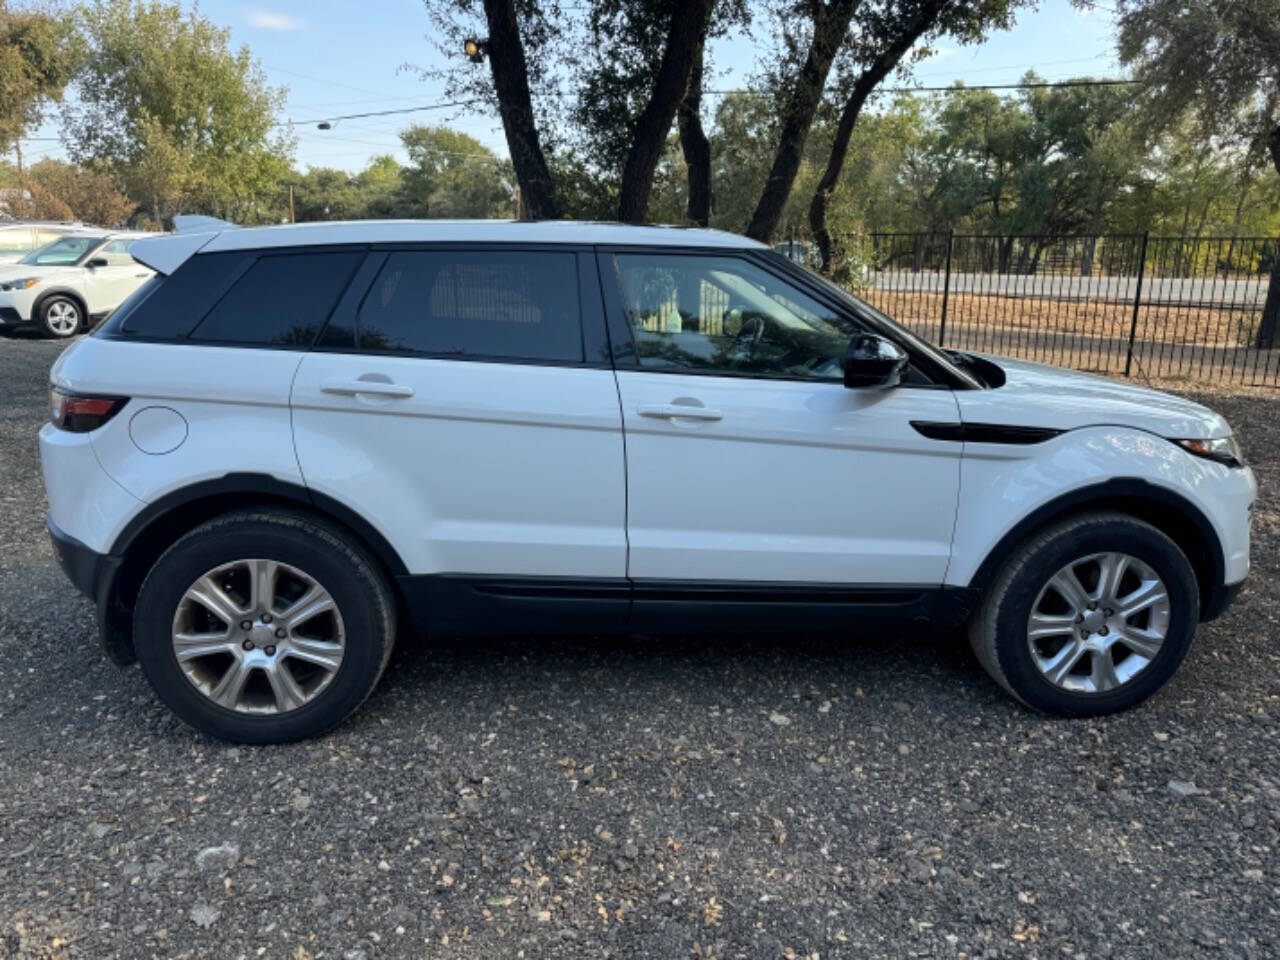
[189,251,362,345]
[106,251,253,339]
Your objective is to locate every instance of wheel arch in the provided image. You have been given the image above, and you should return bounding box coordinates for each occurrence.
[34,287,89,328]
[100,473,409,664]
[967,479,1226,621]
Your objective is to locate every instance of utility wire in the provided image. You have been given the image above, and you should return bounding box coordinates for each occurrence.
[278,77,1144,129]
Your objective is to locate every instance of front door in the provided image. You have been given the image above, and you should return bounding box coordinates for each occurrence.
[600,249,963,589]
[84,240,152,312]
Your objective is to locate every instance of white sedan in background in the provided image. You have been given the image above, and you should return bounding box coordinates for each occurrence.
[0,230,155,337]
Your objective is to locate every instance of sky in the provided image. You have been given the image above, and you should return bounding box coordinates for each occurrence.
[21,0,1123,173]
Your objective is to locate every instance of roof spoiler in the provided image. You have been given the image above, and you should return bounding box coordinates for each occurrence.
[173,214,238,234]
[128,215,237,275]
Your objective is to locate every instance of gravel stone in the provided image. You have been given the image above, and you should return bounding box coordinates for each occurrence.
[2,335,1278,958]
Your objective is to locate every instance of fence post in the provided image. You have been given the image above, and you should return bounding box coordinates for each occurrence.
[938,230,954,348]
[1124,231,1149,378]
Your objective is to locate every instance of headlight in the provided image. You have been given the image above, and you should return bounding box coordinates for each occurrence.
[0,277,40,291]
[1173,435,1246,468]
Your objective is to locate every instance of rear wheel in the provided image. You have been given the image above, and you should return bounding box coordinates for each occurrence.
[134,510,396,743]
[970,512,1199,716]
[38,295,83,338]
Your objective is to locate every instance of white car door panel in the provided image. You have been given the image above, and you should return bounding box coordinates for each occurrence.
[602,250,963,586]
[617,371,962,583]
[291,357,627,577]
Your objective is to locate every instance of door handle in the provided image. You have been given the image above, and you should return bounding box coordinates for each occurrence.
[637,403,723,421]
[321,378,414,398]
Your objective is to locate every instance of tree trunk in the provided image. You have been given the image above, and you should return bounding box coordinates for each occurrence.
[617,0,716,224]
[482,0,558,219]
[745,0,862,243]
[678,31,711,226]
[1254,123,1280,349]
[808,0,946,270]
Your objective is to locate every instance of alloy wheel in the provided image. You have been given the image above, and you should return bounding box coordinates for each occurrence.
[46,300,80,336]
[1026,551,1171,694]
[171,558,345,714]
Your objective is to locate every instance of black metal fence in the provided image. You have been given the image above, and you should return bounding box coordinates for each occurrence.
[780,232,1280,387]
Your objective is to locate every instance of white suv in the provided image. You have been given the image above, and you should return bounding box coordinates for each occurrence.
[40,220,1255,743]
[0,230,155,337]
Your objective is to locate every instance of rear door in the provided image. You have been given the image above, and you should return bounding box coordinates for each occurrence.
[289,246,628,629]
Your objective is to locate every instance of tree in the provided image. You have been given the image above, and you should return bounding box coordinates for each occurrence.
[477,0,558,218]
[25,157,135,225]
[809,0,1022,269]
[615,0,717,222]
[0,2,80,172]
[745,0,862,243]
[1102,0,1280,344]
[65,0,293,226]
[398,125,511,217]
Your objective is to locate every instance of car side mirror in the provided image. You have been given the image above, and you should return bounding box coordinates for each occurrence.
[842,333,908,389]
[86,257,108,269]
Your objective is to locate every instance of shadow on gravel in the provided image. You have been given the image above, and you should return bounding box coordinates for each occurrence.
[358,623,1006,723]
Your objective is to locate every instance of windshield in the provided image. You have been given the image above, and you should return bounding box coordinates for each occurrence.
[762,251,980,388]
[20,235,102,266]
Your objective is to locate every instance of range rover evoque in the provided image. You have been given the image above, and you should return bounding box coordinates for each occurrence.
[40,218,1255,743]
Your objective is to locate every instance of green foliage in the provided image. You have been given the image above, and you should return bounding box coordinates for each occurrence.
[398,125,511,217]
[0,2,81,152]
[288,129,511,222]
[65,0,294,225]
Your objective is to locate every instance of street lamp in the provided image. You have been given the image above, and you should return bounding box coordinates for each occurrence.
[464,37,488,63]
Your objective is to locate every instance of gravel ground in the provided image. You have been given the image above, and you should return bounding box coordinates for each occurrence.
[1,331,1277,960]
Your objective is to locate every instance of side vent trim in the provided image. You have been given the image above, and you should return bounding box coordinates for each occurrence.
[911,421,1065,445]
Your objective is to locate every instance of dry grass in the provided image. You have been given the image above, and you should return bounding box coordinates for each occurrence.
[857,289,1278,390]
[860,289,1262,349]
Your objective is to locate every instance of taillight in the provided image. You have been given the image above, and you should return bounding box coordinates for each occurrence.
[49,388,127,432]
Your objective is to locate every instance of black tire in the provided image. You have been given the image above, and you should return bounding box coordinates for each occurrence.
[969,511,1199,716]
[38,295,84,338]
[134,509,396,743]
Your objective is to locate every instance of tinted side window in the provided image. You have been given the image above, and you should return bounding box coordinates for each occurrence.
[191,251,362,346]
[113,251,252,338]
[357,251,582,362]
[611,253,866,381]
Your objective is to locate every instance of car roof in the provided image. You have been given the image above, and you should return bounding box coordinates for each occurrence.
[128,219,767,275]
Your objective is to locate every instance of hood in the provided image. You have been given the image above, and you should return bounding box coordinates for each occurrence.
[954,355,1230,440]
[0,262,76,281]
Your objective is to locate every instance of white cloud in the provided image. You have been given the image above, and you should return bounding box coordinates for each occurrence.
[245,8,306,31]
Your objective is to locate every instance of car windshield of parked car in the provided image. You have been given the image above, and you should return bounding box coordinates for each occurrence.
[21,235,100,266]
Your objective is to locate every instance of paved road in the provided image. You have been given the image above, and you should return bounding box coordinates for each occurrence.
[1,330,1278,958]
[873,272,1271,307]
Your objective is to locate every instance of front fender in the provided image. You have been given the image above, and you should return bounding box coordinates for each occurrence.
[946,425,1254,591]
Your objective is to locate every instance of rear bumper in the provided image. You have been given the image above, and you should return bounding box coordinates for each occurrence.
[48,516,134,666]
[48,515,120,605]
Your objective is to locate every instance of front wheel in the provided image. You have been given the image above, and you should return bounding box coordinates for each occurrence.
[970,512,1200,716]
[38,295,83,338]
[134,510,396,743]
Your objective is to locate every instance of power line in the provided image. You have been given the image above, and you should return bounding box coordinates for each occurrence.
[277,98,482,127]
[278,76,1142,129]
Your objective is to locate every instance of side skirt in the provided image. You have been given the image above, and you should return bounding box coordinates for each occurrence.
[397,574,980,637]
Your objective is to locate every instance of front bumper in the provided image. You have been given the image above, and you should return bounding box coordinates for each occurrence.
[0,305,31,327]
